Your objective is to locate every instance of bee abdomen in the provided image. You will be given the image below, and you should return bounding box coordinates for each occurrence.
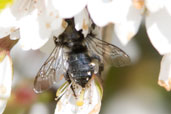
[68,53,94,87]
[71,70,93,87]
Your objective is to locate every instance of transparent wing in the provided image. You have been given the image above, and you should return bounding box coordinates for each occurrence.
[84,36,131,67]
[34,46,68,93]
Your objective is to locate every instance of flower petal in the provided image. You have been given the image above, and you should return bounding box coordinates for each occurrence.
[18,10,48,50]
[146,8,171,55]
[114,5,142,45]
[132,0,145,10]
[0,55,13,98]
[55,80,102,114]
[0,100,7,114]
[145,0,164,13]
[9,29,20,40]
[158,54,171,91]
[87,0,112,26]
[0,55,13,113]
[74,8,92,37]
[19,0,65,50]
[164,0,171,16]
[10,0,35,19]
[0,8,18,38]
[87,0,133,26]
[37,7,64,42]
[51,0,87,18]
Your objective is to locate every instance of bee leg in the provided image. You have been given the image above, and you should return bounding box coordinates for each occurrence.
[64,72,77,97]
[64,72,70,81]
[71,85,77,97]
[98,63,104,75]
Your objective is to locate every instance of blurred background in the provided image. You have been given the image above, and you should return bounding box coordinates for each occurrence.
[3,23,171,114]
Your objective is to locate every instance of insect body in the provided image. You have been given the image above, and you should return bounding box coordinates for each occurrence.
[56,19,95,88]
[33,19,130,94]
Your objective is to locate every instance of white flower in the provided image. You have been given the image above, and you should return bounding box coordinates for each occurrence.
[51,0,140,26]
[0,35,18,113]
[74,8,92,37]
[96,0,171,91]
[108,0,171,56]
[55,78,103,114]
[0,0,34,39]
[158,54,171,91]
[51,0,87,18]
[0,100,8,114]
[145,4,171,55]
[18,0,67,50]
[0,54,13,113]
[0,7,19,39]
[112,0,143,45]
[1,0,96,51]
[0,0,67,50]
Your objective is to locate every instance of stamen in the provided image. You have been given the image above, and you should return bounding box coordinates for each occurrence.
[132,0,144,10]
[76,88,85,106]
[94,75,103,99]
[55,82,71,101]
[59,74,64,80]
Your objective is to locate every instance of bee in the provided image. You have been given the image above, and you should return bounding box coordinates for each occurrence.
[33,19,130,95]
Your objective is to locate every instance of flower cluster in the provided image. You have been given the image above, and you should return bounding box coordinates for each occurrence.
[1,0,171,114]
[0,0,100,113]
